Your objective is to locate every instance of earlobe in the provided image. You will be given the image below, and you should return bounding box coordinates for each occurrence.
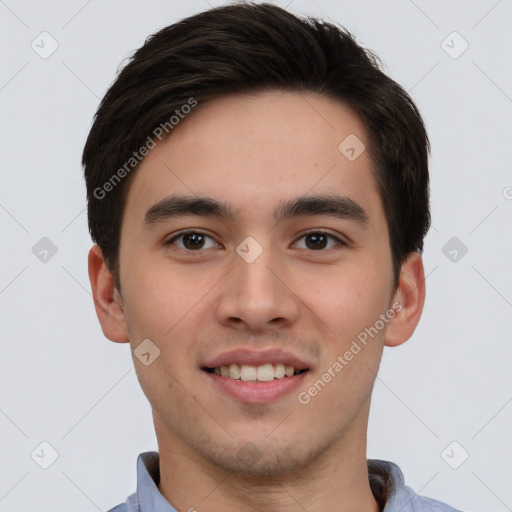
[384,251,426,348]
[88,245,129,343]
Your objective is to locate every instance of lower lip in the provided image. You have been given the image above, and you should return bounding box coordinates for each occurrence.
[203,370,309,404]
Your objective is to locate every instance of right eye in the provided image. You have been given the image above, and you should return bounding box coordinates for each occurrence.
[165,230,222,252]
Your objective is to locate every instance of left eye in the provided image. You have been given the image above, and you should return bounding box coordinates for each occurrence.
[293,231,344,251]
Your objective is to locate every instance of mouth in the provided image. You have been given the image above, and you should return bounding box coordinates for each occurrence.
[203,363,309,381]
[201,348,312,403]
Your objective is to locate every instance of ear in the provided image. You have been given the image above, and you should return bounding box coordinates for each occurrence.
[88,244,129,343]
[384,251,426,348]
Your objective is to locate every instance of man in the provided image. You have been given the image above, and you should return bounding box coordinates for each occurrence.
[83,2,462,511]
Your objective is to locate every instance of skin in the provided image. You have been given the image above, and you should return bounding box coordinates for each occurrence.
[89,91,425,512]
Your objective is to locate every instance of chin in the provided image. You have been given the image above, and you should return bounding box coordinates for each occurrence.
[202,436,331,478]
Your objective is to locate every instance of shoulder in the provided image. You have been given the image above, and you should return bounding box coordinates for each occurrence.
[368,459,465,512]
[105,491,140,512]
[106,505,127,512]
[399,492,466,511]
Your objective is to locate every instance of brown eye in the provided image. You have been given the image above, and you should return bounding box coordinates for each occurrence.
[181,232,206,250]
[166,231,219,251]
[304,233,328,250]
[294,231,345,251]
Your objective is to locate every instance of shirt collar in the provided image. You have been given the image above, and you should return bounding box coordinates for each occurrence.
[135,451,177,511]
[133,451,407,511]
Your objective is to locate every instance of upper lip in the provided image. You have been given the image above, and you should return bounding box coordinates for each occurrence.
[203,348,311,370]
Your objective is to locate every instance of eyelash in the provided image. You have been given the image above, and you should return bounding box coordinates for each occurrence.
[165,229,347,253]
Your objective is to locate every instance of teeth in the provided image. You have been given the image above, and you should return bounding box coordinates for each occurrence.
[274,363,286,379]
[228,364,241,379]
[212,363,305,381]
[256,363,274,381]
[240,365,257,381]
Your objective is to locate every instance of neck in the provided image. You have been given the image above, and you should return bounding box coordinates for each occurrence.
[155,409,380,512]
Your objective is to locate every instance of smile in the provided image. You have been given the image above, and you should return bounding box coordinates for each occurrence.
[204,363,309,381]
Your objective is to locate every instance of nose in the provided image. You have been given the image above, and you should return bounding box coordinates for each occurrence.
[215,246,301,332]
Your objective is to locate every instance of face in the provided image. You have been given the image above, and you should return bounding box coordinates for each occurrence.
[113,91,402,475]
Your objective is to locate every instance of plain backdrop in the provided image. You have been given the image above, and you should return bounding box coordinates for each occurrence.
[1,1,511,511]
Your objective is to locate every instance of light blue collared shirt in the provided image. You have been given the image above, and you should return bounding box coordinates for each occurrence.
[108,451,464,512]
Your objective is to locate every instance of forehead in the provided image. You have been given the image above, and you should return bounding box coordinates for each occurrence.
[123,90,384,227]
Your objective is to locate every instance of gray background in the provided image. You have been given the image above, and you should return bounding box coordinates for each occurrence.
[1,0,511,511]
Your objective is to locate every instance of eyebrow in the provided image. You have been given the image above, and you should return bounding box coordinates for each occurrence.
[142,193,368,228]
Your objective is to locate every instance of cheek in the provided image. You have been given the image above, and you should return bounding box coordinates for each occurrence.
[120,256,223,372]
[299,270,388,419]
[119,262,206,404]
[121,256,198,335]
[305,262,391,339]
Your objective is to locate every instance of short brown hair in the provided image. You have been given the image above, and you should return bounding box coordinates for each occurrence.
[83,1,430,289]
